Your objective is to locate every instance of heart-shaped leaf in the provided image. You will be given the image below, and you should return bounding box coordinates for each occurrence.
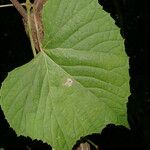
[0,0,130,150]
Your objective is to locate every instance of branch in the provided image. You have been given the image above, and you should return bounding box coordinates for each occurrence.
[34,0,46,12]
[0,3,26,8]
[10,0,27,19]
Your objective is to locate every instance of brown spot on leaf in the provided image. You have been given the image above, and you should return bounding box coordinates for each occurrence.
[64,78,73,87]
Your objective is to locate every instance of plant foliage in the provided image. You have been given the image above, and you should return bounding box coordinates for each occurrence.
[0,0,130,149]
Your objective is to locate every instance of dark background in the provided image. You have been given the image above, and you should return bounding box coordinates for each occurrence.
[0,0,150,149]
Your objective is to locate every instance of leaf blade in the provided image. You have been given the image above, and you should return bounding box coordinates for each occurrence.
[0,52,123,149]
[0,0,130,150]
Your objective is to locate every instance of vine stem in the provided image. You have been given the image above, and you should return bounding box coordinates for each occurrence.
[10,0,26,19]
[26,0,37,57]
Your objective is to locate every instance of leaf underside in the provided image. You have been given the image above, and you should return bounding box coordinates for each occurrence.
[0,0,130,150]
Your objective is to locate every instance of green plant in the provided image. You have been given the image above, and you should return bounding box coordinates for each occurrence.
[0,0,130,149]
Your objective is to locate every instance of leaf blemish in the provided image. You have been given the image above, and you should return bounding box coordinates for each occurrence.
[64,78,73,87]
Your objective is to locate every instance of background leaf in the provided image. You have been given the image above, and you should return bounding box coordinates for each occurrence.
[0,0,130,150]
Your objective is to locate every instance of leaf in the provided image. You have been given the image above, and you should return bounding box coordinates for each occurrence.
[0,51,127,149]
[0,0,130,150]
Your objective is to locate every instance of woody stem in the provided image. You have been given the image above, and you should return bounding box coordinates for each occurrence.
[26,0,37,57]
[10,0,26,19]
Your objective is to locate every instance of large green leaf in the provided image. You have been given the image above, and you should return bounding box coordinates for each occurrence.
[0,0,130,150]
[0,51,128,149]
